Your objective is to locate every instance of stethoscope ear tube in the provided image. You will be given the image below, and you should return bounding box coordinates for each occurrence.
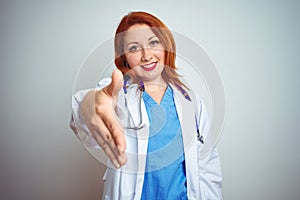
[123,74,131,94]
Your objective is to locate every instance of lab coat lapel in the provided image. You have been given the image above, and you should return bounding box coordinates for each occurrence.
[134,101,149,199]
[171,84,196,147]
[125,86,149,199]
[125,85,143,128]
[124,84,149,153]
[172,84,200,197]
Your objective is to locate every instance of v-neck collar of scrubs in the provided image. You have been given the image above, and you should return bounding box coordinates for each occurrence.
[142,85,173,106]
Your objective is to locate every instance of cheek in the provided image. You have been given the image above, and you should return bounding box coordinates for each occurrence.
[125,54,141,67]
[155,50,165,61]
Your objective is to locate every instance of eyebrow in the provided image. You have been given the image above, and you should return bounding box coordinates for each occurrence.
[125,35,158,46]
[148,36,158,41]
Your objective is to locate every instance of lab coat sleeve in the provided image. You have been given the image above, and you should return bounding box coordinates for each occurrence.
[196,94,223,200]
[69,78,112,147]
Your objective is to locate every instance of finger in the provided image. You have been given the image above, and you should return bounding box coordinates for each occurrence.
[97,119,126,164]
[93,132,122,168]
[99,107,127,154]
[107,117,127,153]
[90,116,126,168]
[104,69,124,98]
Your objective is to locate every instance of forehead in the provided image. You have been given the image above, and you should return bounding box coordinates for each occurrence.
[124,24,156,43]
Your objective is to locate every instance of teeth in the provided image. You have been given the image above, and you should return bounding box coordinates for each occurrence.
[142,62,156,68]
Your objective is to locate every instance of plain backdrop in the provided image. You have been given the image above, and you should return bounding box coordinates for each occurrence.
[1,1,300,200]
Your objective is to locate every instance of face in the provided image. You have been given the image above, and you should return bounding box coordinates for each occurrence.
[123,24,165,84]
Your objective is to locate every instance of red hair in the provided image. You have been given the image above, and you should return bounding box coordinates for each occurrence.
[114,11,187,88]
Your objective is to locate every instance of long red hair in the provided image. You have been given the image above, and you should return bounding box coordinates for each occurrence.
[114,11,187,89]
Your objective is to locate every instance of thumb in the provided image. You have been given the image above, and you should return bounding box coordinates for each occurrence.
[105,69,124,98]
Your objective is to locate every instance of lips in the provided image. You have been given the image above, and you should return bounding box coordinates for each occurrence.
[141,62,157,71]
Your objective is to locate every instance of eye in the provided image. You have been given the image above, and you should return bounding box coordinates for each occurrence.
[128,45,138,52]
[149,39,160,46]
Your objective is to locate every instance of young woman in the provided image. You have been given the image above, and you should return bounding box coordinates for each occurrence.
[70,11,222,200]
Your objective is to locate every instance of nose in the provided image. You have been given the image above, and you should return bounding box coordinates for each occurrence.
[141,47,153,62]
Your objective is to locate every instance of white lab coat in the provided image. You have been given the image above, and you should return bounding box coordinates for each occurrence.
[70,78,223,200]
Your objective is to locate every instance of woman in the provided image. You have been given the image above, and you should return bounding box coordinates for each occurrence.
[70,11,222,200]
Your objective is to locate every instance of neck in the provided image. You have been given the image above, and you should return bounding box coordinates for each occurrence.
[143,79,167,92]
[144,80,168,105]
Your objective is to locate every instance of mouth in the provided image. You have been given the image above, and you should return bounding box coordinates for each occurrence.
[141,62,158,71]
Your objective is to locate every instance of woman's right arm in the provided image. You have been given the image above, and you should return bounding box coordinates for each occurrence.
[70,70,127,168]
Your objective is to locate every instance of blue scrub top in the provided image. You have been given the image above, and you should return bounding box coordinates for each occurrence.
[141,85,188,200]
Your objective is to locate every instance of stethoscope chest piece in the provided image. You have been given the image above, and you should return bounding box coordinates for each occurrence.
[197,130,204,144]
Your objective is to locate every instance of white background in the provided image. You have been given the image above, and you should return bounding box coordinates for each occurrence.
[1,1,299,199]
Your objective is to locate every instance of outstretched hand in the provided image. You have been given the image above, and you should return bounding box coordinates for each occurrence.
[80,70,127,168]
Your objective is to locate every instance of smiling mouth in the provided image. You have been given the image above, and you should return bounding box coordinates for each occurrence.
[141,62,157,71]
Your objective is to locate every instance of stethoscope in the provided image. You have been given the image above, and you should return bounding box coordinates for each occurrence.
[122,75,204,144]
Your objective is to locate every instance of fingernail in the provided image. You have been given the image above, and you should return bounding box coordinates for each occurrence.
[112,159,120,169]
[117,145,125,153]
[118,155,124,164]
